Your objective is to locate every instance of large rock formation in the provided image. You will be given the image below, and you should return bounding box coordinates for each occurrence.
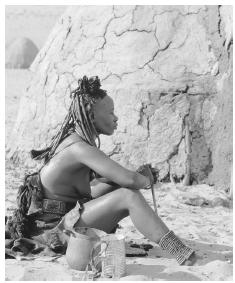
[7,5,233,191]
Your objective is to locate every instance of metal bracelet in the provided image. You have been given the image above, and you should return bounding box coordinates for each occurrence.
[159,230,195,265]
[144,183,152,190]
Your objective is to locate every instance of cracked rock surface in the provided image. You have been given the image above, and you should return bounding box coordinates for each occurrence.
[6,5,232,189]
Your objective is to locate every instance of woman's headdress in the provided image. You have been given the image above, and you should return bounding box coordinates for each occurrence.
[71,75,106,103]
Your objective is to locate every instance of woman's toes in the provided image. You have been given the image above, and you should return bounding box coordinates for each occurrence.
[182,253,198,266]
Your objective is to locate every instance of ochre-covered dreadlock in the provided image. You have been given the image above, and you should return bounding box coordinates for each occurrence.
[30,75,107,164]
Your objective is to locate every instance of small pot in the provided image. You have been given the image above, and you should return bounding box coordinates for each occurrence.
[65,228,103,271]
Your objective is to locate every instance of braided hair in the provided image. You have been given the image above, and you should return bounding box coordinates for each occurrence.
[30,75,107,164]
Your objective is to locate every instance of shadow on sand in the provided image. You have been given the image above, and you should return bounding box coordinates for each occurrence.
[125,238,232,280]
[126,263,202,280]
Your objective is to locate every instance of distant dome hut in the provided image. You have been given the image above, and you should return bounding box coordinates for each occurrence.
[5,37,39,69]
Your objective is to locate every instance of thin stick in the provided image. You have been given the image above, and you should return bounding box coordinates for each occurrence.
[182,115,191,186]
[151,185,158,214]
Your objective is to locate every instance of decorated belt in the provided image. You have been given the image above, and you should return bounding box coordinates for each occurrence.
[42,199,76,215]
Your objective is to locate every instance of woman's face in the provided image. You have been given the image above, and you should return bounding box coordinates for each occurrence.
[93,95,118,135]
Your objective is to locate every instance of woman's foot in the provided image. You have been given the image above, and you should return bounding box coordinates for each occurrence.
[182,252,198,266]
[158,230,198,266]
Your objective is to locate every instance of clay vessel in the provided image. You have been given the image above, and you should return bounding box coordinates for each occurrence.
[65,227,106,271]
[65,229,99,270]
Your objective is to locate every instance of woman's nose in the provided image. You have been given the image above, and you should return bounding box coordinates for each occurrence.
[114,115,118,122]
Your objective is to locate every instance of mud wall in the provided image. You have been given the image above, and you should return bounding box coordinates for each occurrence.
[7,5,233,191]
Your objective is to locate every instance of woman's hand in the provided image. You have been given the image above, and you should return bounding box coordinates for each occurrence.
[136,164,155,189]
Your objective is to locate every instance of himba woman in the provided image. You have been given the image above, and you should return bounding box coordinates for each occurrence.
[6,76,197,266]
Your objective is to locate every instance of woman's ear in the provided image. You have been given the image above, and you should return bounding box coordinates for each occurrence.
[90,112,95,121]
[86,104,94,120]
[88,107,95,121]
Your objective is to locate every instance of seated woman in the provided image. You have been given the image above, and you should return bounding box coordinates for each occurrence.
[6,76,197,265]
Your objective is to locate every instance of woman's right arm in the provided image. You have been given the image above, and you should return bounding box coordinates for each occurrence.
[72,142,151,190]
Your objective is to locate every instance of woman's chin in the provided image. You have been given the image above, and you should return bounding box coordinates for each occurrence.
[107,131,115,136]
[99,130,114,136]
[107,129,116,136]
[97,127,116,136]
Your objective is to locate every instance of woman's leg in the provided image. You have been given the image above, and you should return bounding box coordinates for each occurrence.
[75,187,169,243]
[76,187,197,265]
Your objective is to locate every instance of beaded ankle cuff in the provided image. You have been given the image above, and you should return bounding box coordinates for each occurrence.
[159,230,195,265]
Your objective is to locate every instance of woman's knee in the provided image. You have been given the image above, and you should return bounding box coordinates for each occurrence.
[116,187,142,208]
